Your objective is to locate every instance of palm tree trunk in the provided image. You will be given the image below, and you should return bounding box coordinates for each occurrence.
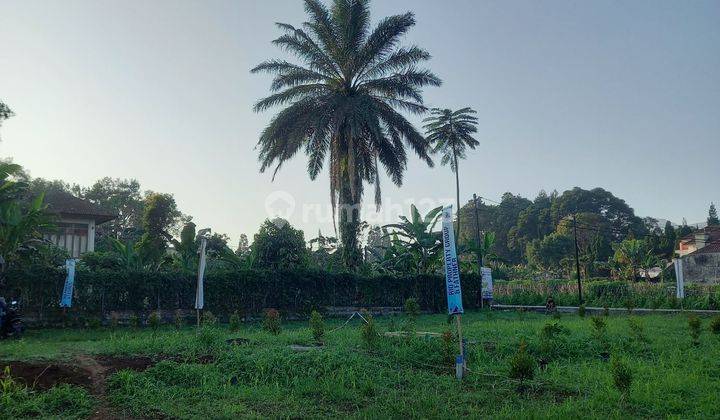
[453,151,461,241]
[338,161,362,269]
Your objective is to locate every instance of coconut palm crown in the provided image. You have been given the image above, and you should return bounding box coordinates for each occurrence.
[423,107,479,236]
[252,0,440,267]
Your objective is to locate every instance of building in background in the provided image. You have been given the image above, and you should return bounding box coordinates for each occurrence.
[677,226,720,284]
[42,191,116,258]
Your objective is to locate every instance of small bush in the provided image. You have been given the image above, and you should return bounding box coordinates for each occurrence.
[710,315,720,335]
[404,297,421,319]
[441,328,455,363]
[309,310,324,343]
[509,340,536,383]
[624,298,635,314]
[627,317,648,344]
[229,311,241,332]
[148,311,161,335]
[173,309,184,330]
[360,312,379,349]
[590,316,607,338]
[540,322,570,340]
[202,311,217,327]
[578,304,586,318]
[610,356,633,395]
[129,313,140,329]
[603,305,610,317]
[688,315,702,346]
[87,317,102,329]
[109,312,120,330]
[262,308,282,335]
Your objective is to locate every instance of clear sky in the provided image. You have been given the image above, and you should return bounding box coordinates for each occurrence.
[1,0,718,244]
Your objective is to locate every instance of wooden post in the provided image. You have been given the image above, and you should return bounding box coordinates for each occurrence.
[455,314,465,379]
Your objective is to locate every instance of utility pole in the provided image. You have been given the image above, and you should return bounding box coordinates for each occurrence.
[572,214,583,304]
[473,194,482,308]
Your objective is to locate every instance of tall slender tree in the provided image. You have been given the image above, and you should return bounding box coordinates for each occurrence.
[423,107,479,236]
[708,202,719,226]
[252,0,440,268]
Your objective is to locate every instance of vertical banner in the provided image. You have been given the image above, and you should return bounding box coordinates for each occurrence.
[195,237,207,310]
[441,206,463,314]
[60,259,76,308]
[673,259,685,299]
[481,267,493,300]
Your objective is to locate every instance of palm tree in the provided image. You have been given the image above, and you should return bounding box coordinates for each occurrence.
[252,0,440,267]
[423,107,479,237]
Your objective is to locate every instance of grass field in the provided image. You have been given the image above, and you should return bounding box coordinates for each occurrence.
[1,310,719,419]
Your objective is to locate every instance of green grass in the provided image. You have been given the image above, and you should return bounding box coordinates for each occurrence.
[2,311,720,419]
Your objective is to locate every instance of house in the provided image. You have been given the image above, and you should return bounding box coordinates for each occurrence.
[677,226,720,284]
[42,191,116,258]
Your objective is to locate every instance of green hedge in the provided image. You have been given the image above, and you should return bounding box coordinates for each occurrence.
[2,267,485,320]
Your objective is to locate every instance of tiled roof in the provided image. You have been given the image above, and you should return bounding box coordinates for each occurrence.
[686,240,720,256]
[44,191,116,224]
[679,226,720,242]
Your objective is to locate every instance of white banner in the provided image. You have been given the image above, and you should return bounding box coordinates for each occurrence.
[481,267,493,300]
[195,237,207,310]
[673,258,685,299]
[441,206,463,314]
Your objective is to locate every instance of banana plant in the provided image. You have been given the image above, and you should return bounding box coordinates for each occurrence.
[380,205,443,274]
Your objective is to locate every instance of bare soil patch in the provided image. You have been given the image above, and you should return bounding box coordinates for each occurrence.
[0,361,93,390]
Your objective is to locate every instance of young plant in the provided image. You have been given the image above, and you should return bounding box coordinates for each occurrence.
[360,312,379,349]
[710,315,720,335]
[202,311,218,327]
[263,308,282,335]
[539,322,570,361]
[610,356,633,396]
[624,298,635,315]
[603,304,610,317]
[688,315,702,346]
[309,310,324,343]
[174,309,184,331]
[590,316,607,339]
[441,328,455,364]
[578,304,586,318]
[404,297,421,320]
[627,317,649,344]
[129,313,140,329]
[229,311,241,332]
[148,311,161,336]
[509,340,536,387]
[110,312,120,330]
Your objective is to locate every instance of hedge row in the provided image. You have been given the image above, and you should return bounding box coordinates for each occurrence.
[2,267,485,320]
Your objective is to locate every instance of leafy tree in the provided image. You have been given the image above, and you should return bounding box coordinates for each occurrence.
[526,232,574,276]
[252,0,440,268]
[708,203,719,226]
[236,234,250,256]
[83,177,145,244]
[251,219,308,270]
[364,224,390,263]
[661,220,677,258]
[136,192,179,265]
[423,107,479,236]
[507,190,556,257]
[0,101,13,132]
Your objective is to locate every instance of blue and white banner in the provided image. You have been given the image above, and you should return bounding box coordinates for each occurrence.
[481,267,493,300]
[195,237,207,310]
[60,259,76,308]
[673,259,685,299]
[441,206,463,315]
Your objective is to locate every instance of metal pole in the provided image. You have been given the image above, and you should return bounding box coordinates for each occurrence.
[573,214,583,304]
[455,314,465,379]
[473,194,483,308]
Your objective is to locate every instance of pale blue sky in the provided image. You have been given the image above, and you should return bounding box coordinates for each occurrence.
[1,0,718,243]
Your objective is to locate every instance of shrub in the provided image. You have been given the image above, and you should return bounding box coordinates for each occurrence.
[202,311,217,327]
[610,356,633,395]
[129,313,140,329]
[509,340,536,383]
[603,304,610,317]
[262,309,281,335]
[590,316,607,338]
[87,317,102,329]
[309,310,324,343]
[688,315,702,346]
[710,315,720,335]
[229,311,241,332]
[623,297,635,314]
[109,312,120,330]
[404,297,421,319]
[173,309,184,330]
[578,304,586,318]
[539,322,570,360]
[148,311,161,335]
[627,317,648,344]
[540,322,570,340]
[360,312,379,349]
